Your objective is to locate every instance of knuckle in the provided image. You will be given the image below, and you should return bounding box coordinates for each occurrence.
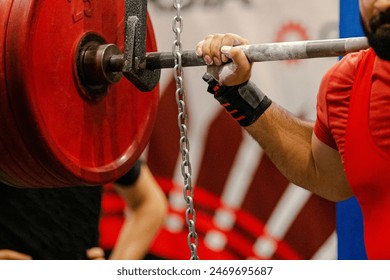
[205,34,214,40]
[214,33,224,39]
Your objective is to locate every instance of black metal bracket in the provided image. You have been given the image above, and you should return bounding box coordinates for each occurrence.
[122,0,160,92]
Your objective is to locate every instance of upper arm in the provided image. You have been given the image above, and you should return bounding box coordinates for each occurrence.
[311,133,353,201]
[315,51,363,154]
[310,52,363,201]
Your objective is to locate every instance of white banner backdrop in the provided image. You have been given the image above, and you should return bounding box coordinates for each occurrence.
[145,0,340,260]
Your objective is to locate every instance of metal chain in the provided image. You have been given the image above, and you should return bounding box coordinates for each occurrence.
[172,0,199,260]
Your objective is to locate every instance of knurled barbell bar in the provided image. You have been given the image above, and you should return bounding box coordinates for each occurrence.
[112,36,369,71]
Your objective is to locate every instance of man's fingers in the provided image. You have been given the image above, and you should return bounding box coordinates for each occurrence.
[197,33,251,85]
[209,34,225,65]
[195,40,204,56]
[86,247,105,260]
[0,249,32,260]
[197,33,250,65]
[222,33,249,47]
[200,34,215,65]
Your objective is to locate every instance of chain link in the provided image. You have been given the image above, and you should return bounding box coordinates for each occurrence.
[172,0,199,260]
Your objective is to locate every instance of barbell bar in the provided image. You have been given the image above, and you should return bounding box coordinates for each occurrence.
[108,36,369,71]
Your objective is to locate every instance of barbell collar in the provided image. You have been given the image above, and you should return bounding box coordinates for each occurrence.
[121,0,161,92]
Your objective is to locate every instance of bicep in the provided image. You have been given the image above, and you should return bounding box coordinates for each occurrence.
[311,133,353,201]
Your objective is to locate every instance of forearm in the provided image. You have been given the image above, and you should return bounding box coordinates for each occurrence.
[109,201,166,260]
[110,165,168,260]
[246,103,315,185]
[245,102,351,201]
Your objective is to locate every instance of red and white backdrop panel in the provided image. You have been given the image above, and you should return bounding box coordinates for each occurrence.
[145,0,339,260]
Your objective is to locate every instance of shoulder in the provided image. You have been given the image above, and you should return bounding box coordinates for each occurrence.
[318,49,369,109]
[322,49,367,91]
[314,49,369,151]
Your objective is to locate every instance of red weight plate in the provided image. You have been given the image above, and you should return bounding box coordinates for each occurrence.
[0,0,50,187]
[0,0,24,186]
[4,1,159,187]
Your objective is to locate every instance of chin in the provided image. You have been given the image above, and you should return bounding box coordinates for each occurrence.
[367,32,390,61]
[363,23,390,61]
[361,15,390,60]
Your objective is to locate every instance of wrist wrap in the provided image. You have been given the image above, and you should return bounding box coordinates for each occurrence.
[202,73,272,126]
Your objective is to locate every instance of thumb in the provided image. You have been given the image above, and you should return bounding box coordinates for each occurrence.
[221,45,249,67]
[221,46,233,59]
[220,46,251,86]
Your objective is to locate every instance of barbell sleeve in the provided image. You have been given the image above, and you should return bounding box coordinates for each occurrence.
[109,37,369,71]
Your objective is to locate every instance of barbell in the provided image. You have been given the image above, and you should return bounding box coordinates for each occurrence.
[0,0,369,188]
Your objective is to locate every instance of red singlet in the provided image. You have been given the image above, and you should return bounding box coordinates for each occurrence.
[314,48,390,259]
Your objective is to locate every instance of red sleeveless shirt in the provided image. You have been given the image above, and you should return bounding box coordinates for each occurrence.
[315,48,390,259]
[344,49,390,259]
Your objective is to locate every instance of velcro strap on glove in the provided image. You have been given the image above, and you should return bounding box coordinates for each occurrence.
[202,73,272,126]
